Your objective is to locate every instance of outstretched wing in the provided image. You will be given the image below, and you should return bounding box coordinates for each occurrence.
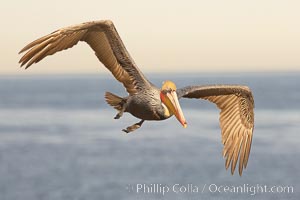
[19,20,151,94]
[177,85,254,175]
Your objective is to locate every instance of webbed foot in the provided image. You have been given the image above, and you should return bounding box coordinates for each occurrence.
[122,120,145,133]
[114,111,123,119]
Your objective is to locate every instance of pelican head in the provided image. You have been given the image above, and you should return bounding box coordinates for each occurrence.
[160,80,187,128]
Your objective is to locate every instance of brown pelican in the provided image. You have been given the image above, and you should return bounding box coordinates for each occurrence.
[19,20,254,176]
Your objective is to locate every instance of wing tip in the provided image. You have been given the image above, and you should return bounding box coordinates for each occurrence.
[18,49,24,54]
[238,166,243,176]
[19,46,30,54]
[18,57,26,68]
[227,160,245,176]
[19,62,25,68]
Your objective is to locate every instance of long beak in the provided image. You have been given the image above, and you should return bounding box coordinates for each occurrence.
[163,91,187,128]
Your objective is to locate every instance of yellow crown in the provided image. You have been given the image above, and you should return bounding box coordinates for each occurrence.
[162,80,177,90]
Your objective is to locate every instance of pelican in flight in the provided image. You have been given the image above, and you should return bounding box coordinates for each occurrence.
[19,20,254,175]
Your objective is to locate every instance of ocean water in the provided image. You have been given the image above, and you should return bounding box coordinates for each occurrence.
[0,72,299,200]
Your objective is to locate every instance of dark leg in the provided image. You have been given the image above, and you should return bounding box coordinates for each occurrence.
[122,120,145,133]
[114,109,124,119]
[114,105,126,119]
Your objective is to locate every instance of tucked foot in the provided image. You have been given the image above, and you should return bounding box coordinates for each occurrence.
[114,105,126,119]
[114,110,123,119]
[122,120,145,133]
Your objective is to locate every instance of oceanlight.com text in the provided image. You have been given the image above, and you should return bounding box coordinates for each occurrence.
[126,183,294,196]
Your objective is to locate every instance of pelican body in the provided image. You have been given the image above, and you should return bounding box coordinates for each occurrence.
[19,20,254,176]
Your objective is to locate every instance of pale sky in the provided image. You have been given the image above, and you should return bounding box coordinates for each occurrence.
[1,0,300,74]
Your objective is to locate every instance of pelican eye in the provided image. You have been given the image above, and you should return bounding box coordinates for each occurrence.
[166,89,173,93]
[162,88,175,94]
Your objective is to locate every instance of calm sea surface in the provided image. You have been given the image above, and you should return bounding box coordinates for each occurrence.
[0,72,299,200]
